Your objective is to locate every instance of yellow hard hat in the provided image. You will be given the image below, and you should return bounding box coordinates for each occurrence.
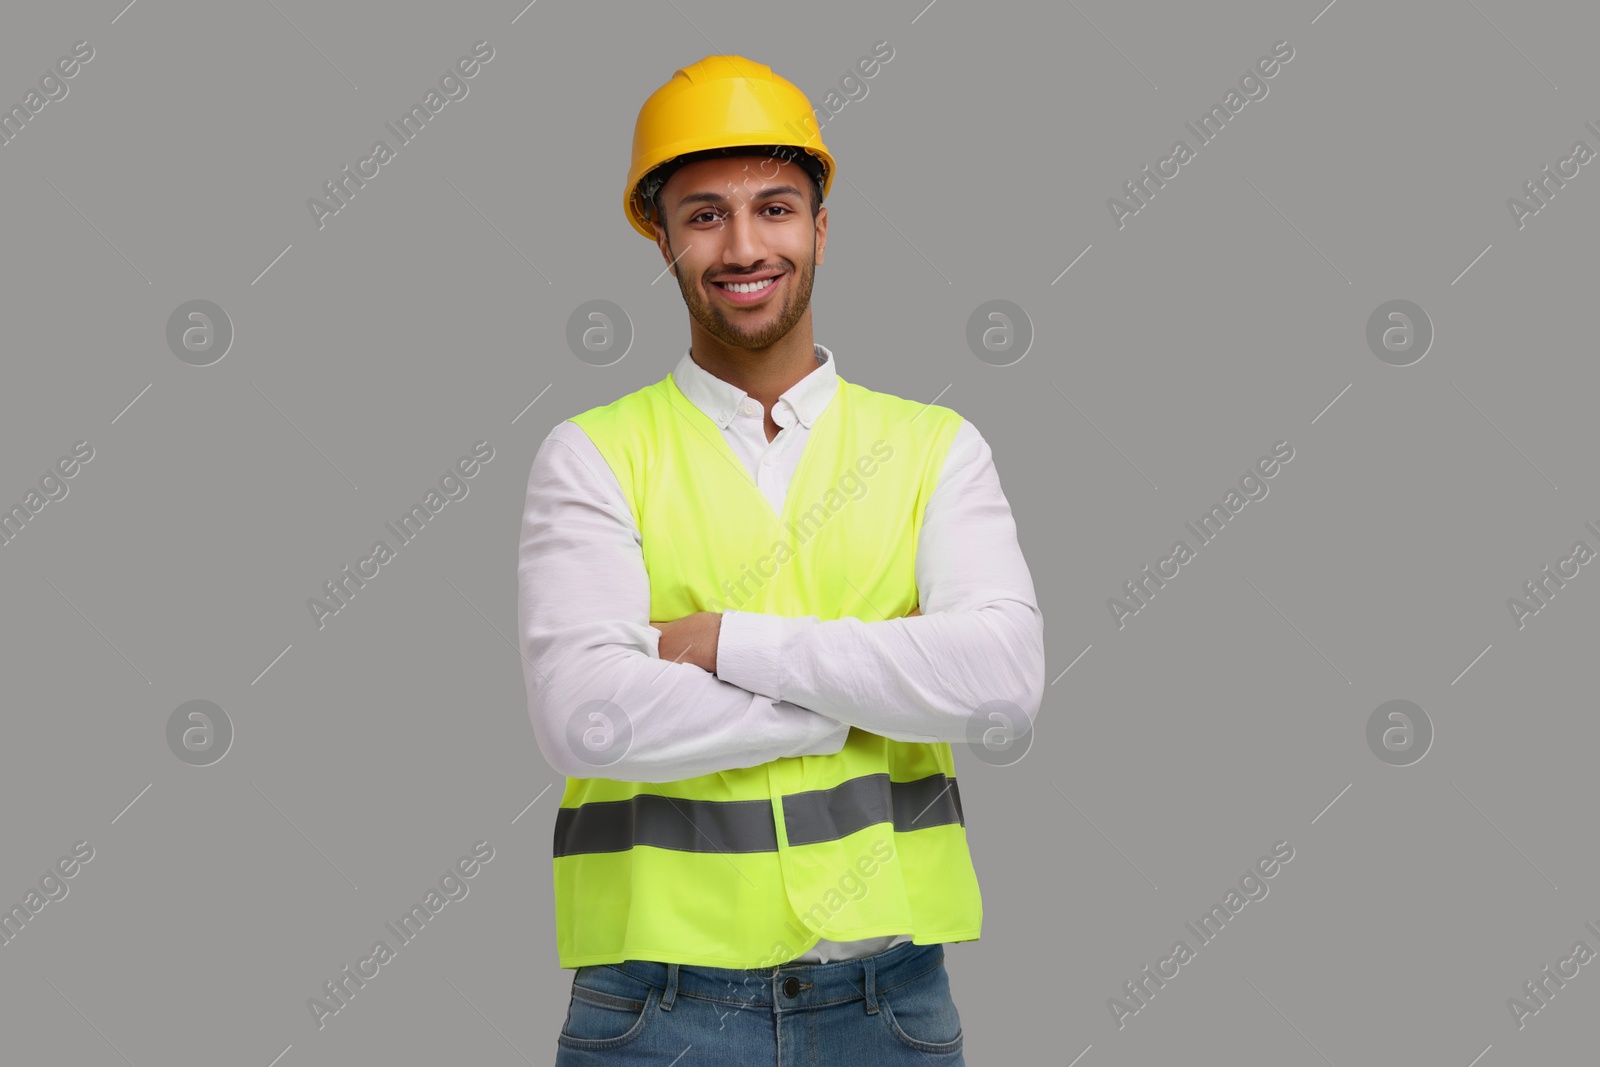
[624,55,835,241]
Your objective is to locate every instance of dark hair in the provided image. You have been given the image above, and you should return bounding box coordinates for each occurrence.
[640,144,826,236]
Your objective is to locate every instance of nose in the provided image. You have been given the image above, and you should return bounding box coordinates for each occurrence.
[718,201,766,267]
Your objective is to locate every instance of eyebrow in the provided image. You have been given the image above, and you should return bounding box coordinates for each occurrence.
[675,184,806,212]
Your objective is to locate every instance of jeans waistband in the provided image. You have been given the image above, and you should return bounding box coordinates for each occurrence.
[599,939,942,1015]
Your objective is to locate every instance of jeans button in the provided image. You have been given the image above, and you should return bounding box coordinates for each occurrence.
[782,976,801,998]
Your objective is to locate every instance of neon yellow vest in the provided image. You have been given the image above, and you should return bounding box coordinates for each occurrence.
[554,366,983,969]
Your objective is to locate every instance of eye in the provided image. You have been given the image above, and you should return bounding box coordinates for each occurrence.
[689,210,722,224]
[761,204,793,216]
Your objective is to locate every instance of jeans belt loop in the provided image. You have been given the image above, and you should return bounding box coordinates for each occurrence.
[660,962,679,1011]
[862,954,879,1015]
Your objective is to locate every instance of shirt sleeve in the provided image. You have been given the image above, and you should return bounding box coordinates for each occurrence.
[517,421,853,784]
[715,419,1045,744]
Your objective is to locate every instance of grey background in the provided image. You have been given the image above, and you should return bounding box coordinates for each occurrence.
[1,0,1595,1063]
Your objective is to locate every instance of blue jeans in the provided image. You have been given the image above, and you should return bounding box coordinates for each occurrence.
[552,940,965,1065]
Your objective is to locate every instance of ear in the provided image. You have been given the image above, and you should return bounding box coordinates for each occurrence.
[814,205,828,267]
[653,222,676,275]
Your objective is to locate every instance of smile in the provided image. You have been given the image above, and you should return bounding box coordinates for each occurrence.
[712,274,781,304]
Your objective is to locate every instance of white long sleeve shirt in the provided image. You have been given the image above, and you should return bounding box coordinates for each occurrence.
[517,342,1045,963]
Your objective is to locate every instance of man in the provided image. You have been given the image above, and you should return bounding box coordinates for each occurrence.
[517,54,1044,1065]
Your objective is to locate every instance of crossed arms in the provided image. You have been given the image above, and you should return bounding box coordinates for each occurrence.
[516,418,1045,784]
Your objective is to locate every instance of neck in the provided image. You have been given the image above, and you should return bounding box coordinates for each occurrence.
[686,313,818,414]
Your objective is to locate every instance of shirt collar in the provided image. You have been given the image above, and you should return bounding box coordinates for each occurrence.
[671,343,839,430]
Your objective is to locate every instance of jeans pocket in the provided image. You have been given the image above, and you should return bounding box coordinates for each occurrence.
[876,959,964,1055]
[557,969,659,1051]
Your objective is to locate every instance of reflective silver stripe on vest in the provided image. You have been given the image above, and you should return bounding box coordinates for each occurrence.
[552,773,963,858]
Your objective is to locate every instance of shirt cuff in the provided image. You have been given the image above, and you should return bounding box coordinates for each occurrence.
[716,610,784,700]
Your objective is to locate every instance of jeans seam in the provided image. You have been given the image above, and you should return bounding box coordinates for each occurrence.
[873,953,946,997]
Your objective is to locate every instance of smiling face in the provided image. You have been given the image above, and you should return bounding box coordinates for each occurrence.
[651,153,828,352]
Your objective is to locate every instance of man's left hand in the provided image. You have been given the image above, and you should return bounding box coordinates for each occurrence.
[649,611,722,674]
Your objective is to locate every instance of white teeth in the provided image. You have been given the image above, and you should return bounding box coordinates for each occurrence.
[718,276,776,294]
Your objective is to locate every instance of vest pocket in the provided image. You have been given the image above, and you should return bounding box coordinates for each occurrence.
[557,975,658,1050]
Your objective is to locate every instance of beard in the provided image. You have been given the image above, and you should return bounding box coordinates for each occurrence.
[670,239,817,351]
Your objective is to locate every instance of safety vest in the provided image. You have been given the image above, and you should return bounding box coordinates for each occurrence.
[553,365,983,969]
